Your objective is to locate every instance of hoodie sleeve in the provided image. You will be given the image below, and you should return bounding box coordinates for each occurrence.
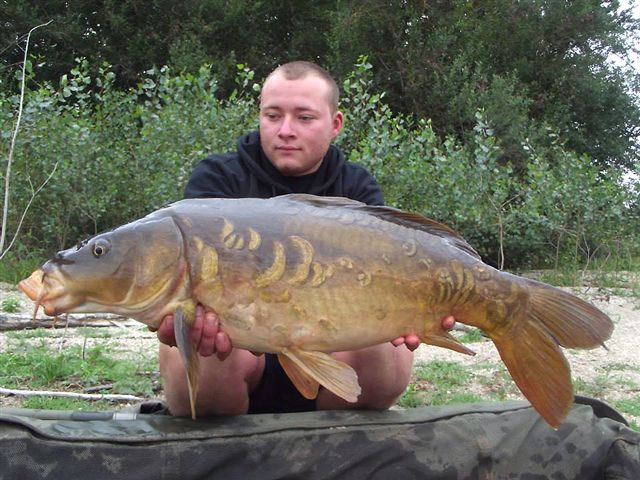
[184,154,244,199]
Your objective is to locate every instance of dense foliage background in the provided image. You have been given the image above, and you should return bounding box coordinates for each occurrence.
[1,1,639,275]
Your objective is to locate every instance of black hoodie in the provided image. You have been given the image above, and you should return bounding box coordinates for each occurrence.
[184,132,384,205]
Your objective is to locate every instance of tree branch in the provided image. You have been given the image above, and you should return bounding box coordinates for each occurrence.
[1,19,53,255]
[0,161,58,261]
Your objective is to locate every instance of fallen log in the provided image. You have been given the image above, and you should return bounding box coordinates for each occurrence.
[0,313,134,331]
[0,387,144,402]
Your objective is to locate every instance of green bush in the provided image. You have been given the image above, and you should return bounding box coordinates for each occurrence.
[0,58,637,276]
[0,60,258,261]
[340,59,637,269]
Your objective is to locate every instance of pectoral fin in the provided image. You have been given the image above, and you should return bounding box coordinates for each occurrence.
[174,305,199,420]
[279,347,361,403]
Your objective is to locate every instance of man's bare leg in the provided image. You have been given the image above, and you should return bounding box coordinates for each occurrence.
[159,344,264,416]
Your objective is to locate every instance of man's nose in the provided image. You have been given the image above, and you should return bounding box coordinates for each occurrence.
[278,116,295,137]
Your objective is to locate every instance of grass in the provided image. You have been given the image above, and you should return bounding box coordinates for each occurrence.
[573,377,611,399]
[533,265,640,311]
[537,268,638,290]
[398,359,523,409]
[612,397,640,432]
[0,251,46,284]
[76,327,120,339]
[523,252,639,293]
[1,298,21,313]
[400,361,639,432]
[0,333,159,410]
[614,396,640,419]
[537,269,583,287]
[475,363,521,400]
[603,363,637,372]
[21,397,114,411]
[6,329,60,339]
[573,371,637,400]
[458,327,485,344]
[398,360,484,408]
[6,327,120,340]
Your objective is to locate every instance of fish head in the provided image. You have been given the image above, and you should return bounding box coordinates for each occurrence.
[18,216,184,319]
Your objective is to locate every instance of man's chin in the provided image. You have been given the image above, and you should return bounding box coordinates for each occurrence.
[270,156,321,177]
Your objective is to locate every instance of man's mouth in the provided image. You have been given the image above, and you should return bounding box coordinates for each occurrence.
[276,145,301,152]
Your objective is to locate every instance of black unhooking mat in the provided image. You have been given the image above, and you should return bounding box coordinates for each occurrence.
[0,399,638,479]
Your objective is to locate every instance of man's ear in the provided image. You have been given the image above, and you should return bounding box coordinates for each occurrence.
[332,110,344,137]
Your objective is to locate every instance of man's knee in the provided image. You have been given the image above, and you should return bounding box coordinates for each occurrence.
[361,366,413,408]
[317,345,414,410]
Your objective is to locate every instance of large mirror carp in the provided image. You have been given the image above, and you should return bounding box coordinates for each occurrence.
[19,194,613,426]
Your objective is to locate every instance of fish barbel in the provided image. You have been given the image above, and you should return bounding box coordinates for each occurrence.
[18,194,613,426]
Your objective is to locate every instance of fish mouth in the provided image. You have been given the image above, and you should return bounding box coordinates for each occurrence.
[18,269,82,317]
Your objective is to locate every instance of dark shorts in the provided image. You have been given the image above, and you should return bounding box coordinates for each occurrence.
[248,353,317,414]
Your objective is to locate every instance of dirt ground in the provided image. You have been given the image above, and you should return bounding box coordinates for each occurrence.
[0,281,638,424]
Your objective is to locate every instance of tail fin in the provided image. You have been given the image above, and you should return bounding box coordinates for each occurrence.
[525,280,613,349]
[489,280,613,428]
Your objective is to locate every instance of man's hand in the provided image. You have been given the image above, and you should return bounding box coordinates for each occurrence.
[391,315,456,351]
[153,305,233,360]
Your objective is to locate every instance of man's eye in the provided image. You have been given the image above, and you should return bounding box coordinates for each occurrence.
[300,116,314,121]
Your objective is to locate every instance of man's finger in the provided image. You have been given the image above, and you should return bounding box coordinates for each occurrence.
[215,331,232,361]
[190,304,205,347]
[404,334,421,351]
[197,311,219,357]
[157,315,176,347]
[201,311,219,339]
[442,315,456,331]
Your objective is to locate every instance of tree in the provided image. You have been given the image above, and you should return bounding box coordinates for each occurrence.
[2,1,638,170]
[329,0,640,169]
[1,1,335,96]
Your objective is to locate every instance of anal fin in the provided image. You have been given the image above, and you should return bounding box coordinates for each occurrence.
[174,305,199,420]
[422,330,476,356]
[280,347,361,403]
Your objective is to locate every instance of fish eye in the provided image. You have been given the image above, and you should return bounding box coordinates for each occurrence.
[92,241,110,258]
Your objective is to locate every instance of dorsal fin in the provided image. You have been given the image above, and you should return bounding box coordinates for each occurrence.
[279,194,481,260]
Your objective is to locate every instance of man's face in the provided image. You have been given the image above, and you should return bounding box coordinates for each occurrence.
[259,72,343,176]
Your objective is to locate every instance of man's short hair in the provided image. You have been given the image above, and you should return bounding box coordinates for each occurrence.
[264,61,340,112]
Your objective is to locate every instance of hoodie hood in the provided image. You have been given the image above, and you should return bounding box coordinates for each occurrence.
[236,132,345,196]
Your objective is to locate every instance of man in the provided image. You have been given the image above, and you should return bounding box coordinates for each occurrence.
[155,61,455,417]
